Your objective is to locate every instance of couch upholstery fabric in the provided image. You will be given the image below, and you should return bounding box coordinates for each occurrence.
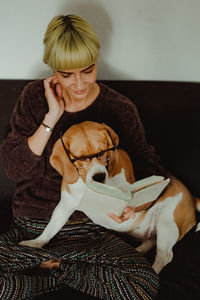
[0,79,200,300]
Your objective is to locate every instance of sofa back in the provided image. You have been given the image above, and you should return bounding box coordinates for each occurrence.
[105,80,200,197]
[0,80,199,215]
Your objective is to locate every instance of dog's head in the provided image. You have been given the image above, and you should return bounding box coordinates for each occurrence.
[50,121,119,184]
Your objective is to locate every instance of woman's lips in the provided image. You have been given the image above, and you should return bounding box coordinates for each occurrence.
[74,89,87,95]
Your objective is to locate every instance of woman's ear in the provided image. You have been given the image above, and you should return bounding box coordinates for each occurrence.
[50,138,79,184]
[103,123,119,147]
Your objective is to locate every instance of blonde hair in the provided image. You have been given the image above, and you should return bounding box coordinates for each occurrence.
[43,15,100,71]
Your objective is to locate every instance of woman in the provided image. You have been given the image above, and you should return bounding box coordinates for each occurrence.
[0,14,165,299]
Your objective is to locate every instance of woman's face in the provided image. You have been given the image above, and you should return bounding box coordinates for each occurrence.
[55,63,98,101]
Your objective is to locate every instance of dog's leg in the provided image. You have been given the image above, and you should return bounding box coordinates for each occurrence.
[136,239,156,254]
[19,192,77,248]
[152,221,179,274]
[19,178,85,248]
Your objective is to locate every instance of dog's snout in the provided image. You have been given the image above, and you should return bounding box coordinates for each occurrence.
[92,172,106,183]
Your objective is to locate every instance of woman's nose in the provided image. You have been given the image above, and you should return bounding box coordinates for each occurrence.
[73,74,84,89]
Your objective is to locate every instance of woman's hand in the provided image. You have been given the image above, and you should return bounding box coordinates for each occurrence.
[43,75,65,127]
[107,206,136,224]
[27,75,66,157]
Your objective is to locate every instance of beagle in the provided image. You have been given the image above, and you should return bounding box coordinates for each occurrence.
[19,121,200,274]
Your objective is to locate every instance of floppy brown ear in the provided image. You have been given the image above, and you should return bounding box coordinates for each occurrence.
[50,138,79,184]
[103,123,119,147]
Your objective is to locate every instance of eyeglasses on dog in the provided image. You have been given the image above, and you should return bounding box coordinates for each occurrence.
[60,132,116,168]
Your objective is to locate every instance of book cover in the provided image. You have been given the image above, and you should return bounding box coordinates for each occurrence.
[78,175,170,218]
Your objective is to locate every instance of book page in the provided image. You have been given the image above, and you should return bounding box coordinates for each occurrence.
[128,175,165,193]
[129,178,170,207]
[78,187,127,224]
[78,177,170,220]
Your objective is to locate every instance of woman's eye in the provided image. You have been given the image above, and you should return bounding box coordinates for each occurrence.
[62,74,71,78]
[84,68,94,74]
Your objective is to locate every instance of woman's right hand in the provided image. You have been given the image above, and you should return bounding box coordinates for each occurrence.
[27,76,65,157]
[107,207,136,223]
[43,75,65,127]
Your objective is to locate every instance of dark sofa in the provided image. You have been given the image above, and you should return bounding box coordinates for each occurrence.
[0,79,200,300]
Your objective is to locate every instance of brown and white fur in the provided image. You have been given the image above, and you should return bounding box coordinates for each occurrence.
[19,121,200,274]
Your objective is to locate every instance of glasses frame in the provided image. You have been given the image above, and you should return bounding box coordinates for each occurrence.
[60,132,117,166]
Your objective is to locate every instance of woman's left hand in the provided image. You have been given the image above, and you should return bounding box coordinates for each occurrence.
[107,206,136,224]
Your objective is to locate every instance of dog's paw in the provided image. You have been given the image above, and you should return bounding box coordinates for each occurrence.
[152,262,161,274]
[19,239,45,248]
[196,222,200,232]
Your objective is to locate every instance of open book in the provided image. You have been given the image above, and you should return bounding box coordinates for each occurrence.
[78,175,170,219]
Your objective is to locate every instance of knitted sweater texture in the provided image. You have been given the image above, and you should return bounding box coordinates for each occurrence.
[0,80,166,220]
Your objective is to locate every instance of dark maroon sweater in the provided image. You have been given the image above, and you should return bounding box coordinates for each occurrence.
[0,80,166,220]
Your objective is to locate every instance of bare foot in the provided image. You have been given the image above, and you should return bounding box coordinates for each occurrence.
[39,258,61,270]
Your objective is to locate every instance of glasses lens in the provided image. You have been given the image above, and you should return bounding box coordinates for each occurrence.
[74,157,90,168]
[73,148,115,168]
[97,150,113,162]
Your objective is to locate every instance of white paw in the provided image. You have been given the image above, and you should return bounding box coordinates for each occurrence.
[196,222,200,232]
[19,239,45,248]
[152,262,161,274]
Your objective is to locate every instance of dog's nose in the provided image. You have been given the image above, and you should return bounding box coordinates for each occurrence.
[92,172,106,183]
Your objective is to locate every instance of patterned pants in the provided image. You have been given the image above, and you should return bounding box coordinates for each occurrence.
[0,217,159,299]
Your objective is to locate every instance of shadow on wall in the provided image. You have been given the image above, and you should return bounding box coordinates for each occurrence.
[33,1,129,80]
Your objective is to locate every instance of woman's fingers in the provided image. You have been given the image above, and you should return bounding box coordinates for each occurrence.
[107,212,123,223]
[55,82,62,98]
[43,76,65,124]
[44,76,58,100]
[123,206,136,220]
[107,207,135,224]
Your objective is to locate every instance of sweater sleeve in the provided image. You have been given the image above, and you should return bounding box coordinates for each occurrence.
[0,81,46,182]
[116,97,168,179]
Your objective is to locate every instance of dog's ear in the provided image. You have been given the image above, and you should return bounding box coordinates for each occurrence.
[103,123,119,147]
[50,138,79,184]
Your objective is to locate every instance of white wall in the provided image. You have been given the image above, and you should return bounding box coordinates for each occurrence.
[0,0,200,81]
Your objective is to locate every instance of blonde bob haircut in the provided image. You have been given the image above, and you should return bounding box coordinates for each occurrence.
[43,14,100,71]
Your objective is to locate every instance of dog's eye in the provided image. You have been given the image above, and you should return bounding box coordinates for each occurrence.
[96,150,113,162]
[96,152,105,159]
[78,157,88,162]
[74,157,90,168]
